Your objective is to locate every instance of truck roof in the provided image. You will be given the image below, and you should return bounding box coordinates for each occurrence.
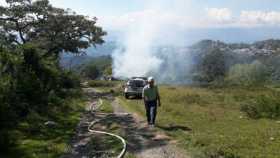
[131,77,148,80]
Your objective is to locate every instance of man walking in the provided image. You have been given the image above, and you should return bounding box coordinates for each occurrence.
[143,77,161,127]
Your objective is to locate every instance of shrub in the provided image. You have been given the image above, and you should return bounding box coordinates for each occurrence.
[0,46,83,150]
[199,48,227,83]
[241,95,280,119]
[81,64,100,80]
[226,61,270,86]
[60,71,81,89]
[88,80,116,87]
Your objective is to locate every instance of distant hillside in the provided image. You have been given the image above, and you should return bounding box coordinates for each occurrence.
[60,39,280,82]
[85,41,116,57]
[61,39,280,68]
[60,41,116,69]
[76,56,112,71]
[190,39,280,57]
[60,55,94,70]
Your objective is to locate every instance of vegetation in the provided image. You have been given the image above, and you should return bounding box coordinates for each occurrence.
[2,0,280,157]
[194,48,227,83]
[226,61,271,86]
[118,85,280,158]
[0,0,105,156]
[241,94,280,119]
[88,80,123,97]
[88,80,119,88]
[2,98,85,158]
[190,39,280,86]
[99,99,114,113]
[78,56,112,79]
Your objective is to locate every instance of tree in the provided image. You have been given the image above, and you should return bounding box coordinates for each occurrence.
[227,61,270,86]
[0,0,106,58]
[104,65,113,76]
[198,48,226,82]
[0,0,106,150]
[82,64,100,80]
[0,0,107,95]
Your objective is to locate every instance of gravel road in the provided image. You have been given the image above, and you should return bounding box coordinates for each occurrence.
[62,87,190,158]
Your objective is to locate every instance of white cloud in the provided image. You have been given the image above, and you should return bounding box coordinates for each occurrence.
[206,8,233,22]
[47,0,280,29]
[101,7,280,30]
[0,0,7,6]
[3,0,280,29]
[204,8,280,28]
[240,11,280,26]
[99,9,193,30]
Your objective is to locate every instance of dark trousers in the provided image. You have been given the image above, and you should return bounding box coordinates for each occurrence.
[145,100,157,125]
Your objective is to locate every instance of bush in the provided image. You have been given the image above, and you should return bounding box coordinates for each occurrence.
[194,48,227,83]
[0,46,83,151]
[59,71,81,89]
[241,95,280,119]
[226,61,270,86]
[81,64,100,80]
[88,80,116,87]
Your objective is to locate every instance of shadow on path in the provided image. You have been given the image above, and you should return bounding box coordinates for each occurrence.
[157,125,192,132]
[110,99,190,158]
[94,112,170,154]
[63,87,190,158]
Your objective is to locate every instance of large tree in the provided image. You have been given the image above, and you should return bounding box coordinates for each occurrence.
[0,0,106,57]
[0,0,107,150]
[198,48,226,82]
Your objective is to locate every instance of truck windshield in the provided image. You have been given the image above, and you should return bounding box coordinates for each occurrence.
[128,80,145,87]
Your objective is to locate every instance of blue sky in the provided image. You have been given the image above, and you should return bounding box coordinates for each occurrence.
[1,0,280,28]
[49,0,146,16]
[2,0,280,42]
[49,0,280,42]
[48,0,280,29]
[48,0,280,15]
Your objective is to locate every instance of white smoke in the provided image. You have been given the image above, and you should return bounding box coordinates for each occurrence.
[112,1,193,82]
[112,10,163,78]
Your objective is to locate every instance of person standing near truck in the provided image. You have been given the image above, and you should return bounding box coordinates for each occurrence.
[143,77,161,127]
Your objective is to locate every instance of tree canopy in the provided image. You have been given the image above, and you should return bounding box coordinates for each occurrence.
[0,0,106,151]
[0,0,106,57]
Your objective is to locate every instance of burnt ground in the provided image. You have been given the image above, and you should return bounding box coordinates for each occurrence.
[62,88,190,158]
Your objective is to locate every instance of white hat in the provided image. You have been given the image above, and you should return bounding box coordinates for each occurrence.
[148,77,154,82]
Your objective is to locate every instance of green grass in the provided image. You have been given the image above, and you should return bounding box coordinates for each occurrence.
[99,99,114,113]
[88,80,122,88]
[88,80,124,95]
[118,85,280,158]
[3,98,86,158]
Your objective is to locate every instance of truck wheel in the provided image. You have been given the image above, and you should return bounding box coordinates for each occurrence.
[125,93,129,99]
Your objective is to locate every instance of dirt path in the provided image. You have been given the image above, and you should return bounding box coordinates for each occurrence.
[61,88,100,158]
[111,99,190,158]
[62,87,189,158]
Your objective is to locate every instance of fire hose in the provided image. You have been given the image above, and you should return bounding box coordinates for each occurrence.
[88,99,127,158]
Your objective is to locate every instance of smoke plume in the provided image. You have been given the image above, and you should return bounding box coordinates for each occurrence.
[112,1,193,83]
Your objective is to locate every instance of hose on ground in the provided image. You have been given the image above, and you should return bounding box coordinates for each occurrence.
[88,99,127,158]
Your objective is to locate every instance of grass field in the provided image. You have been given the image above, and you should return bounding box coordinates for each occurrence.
[3,97,86,158]
[118,85,280,158]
